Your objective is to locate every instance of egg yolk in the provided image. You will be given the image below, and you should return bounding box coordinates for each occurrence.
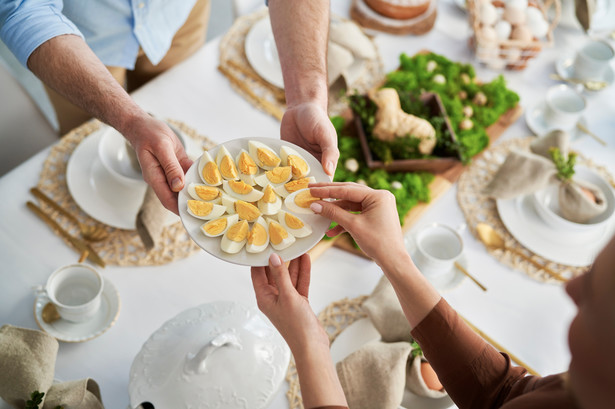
[285,213,304,230]
[202,162,222,185]
[295,190,320,208]
[194,186,220,201]
[229,180,253,195]
[220,156,238,179]
[269,221,289,245]
[266,167,292,184]
[188,200,214,216]
[257,148,281,168]
[235,200,261,221]
[284,178,310,194]
[227,220,249,242]
[203,218,227,235]
[238,152,258,175]
[261,185,277,203]
[248,223,267,246]
[287,155,309,178]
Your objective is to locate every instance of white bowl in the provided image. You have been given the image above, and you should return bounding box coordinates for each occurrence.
[532,167,615,233]
[97,126,145,187]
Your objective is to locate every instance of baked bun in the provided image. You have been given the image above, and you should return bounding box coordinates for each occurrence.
[364,0,431,19]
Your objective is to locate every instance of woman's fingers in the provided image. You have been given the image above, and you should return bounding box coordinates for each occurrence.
[268,253,294,293]
[310,183,371,204]
[296,254,311,298]
[311,199,355,228]
[326,224,346,237]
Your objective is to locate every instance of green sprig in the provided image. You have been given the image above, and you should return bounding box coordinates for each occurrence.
[25,391,63,409]
[411,340,423,359]
[549,147,577,181]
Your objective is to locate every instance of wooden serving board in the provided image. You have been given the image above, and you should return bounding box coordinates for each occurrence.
[309,104,523,261]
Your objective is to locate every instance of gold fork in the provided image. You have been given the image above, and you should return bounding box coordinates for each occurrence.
[30,187,109,242]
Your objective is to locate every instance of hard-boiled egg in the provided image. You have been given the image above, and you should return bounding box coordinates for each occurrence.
[221,193,237,213]
[267,219,296,251]
[278,210,312,238]
[187,183,222,203]
[216,146,239,180]
[235,200,261,222]
[258,184,282,215]
[254,166,293,187]
[222,180,264,202]
[201,214,239,237]
[236,149,259,185]
[284,188,321,214]
[220,220,249,254]
[274,176,316,198]
[246,216,269,253]
[280,145,310,179]
[186,200,227,220]
[198,151,222,186]
[249,141,281,170]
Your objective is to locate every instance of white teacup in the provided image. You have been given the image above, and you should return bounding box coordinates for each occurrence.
[543,84,586,131]
[45,264,104,323]
[573,40,614,81]
[410,223,464,280]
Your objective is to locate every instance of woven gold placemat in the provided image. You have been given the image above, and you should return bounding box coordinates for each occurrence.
[286,295,368,409]
[219,8,385,121]
[36,119,215,266]
[457,137,614,282]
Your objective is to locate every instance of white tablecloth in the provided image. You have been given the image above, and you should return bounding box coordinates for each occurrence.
[1,1,614,408]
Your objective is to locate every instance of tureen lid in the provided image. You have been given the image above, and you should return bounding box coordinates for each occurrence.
[129,301,290,409]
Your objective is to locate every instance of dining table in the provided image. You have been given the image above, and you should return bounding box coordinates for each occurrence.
[1,1,614,408]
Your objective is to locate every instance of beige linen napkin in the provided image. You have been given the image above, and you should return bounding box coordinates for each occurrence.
[406,355,447,399]
[483,130,607,223]
[362,275,413,343]
[336,340,411,409]
[329,19,377,60]
[44,379,103,409]
[136,186,180,251]
[575,0,596,31]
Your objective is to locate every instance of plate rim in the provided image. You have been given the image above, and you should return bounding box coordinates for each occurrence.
[244,15,284,89]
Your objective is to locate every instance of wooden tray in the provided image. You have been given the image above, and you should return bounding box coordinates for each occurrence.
[309,103,523,261]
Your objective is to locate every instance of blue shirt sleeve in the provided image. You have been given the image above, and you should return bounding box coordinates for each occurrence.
[0,0,84,67]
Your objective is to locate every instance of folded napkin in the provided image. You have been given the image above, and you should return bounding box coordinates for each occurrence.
[362,275,413,343]
[0,325,105,409]
[336,340,411,409]
[136,186,179,251]
[575,0,596,31]
[483,130,607,223]
[406,355,447,399]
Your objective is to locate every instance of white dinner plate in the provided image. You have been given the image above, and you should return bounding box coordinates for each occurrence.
[524,99,589,142]
[178,137,331,267]
[245,16,284,89]
[555,51,614,93]
[66,129,148,230]
[34,278,120,343]
[496,194,614,266]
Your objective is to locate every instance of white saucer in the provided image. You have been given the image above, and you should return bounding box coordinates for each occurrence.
[555,52,614,93]
[496,194,614,266]
[66,129,148,229]
[524,99,589,141]
[245,16,284,89]
[34,278,120,343]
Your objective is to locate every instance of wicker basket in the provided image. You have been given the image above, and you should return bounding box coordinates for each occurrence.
[468,0,561,70]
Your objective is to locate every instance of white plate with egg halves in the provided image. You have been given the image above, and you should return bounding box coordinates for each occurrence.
[178,137,331,267]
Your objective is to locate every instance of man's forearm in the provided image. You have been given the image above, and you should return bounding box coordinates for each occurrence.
[268,0,329,109]
[27,34,146,135]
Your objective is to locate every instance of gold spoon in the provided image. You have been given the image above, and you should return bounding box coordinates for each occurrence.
[454,261,487,291]
[576,123,607,146]
[31,187,109,242]
[549,73,609,92]
[476,223,568,282]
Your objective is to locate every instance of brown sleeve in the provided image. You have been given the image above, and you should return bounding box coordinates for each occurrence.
[411,298,528,409]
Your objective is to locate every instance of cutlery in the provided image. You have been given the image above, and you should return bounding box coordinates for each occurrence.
[476,223,567,282]
[461,315,540,376]
[42,302,61,324]
[30,187,109,242]
[454,261,487,291]
[576,123,607,146]
[26,201,106,268]
[549,73,608,92]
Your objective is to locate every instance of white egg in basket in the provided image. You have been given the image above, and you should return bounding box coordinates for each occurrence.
[178,137,331,266]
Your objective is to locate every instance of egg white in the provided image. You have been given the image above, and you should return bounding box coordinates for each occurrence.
[187,183,222,203]
[284,188,319,214]
[280,145,311,179]
[222,180,264,202]
[254,167,293,188]
[246,216,269,254]
[186,200,227,220]
[257,185,283,215]
[235,149,259,186]
[278,210,313,238]
[249,140,281,170]
[200,214,239,237]
[221,193,237,214]
[267,219,296,251]
[274,176,316,198]
[220,220,249,254]
[197,151,222,186]
[216,145,239,180]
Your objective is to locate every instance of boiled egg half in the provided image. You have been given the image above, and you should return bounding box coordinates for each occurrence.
[284,188,321,214]
[198,151,223,186]
[187,183,222,203]
[201,214,239,237]
[254,166,293,188]
[216,145,239,180]
[274,176,316,198]
[280,145,310,179]
[236,149,259,185]
[246,216,269,253]
[249,141,281,170]
[222,180,264,202]
[267,219,296,251]
[278,210,312,238]
[257,184,282,215]
[187,199,227,220]
[220,220,249,254]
